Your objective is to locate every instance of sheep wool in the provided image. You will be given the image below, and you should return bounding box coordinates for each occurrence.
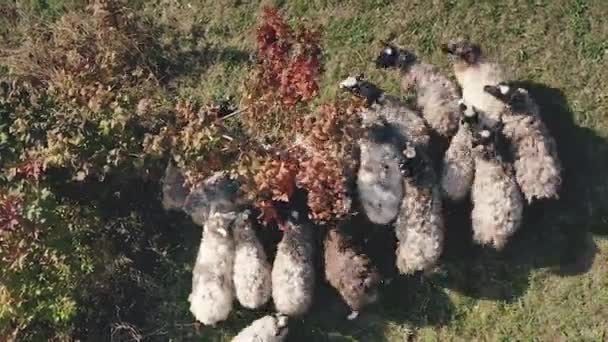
[233,210,272,309]
[443,39,509,128]
[183,172,239,226]
[470,130,524,250]
[376,45,460,138]
[189,211,237,325]
[357,123,404,225]
[484,84,562,202]
[395,147,445,274]
[324,227,381,319]
[161,162,189,211]
[339,75,431,149]
[232,314,289,342]
[272,217,315,316]
[440,104,477,201]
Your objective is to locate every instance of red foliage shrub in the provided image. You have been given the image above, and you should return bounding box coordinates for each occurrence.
[241,6,322,138]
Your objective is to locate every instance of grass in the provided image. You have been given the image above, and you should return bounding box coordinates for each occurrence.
[2,0,608,341]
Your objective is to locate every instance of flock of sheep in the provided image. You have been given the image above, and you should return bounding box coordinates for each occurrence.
[160,38,562,341]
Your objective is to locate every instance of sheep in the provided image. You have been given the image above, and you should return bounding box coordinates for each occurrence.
[233,210,272,310]
[356,121,405,225]
[324,226,381,320]
[271,212,316,316]
[232,314,289,342]
[440,100,478,201]
[442,39,510,128]
[340,74,431,149]
[470,126,524,250]
[182,172,240,226]
[484,83,562,202]
[395,143,445,274]
[161,162,190,211]
[189,211,237,325]
[376,44,460,138]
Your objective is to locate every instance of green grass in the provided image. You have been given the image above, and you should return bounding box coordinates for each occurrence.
[3,0,608,340]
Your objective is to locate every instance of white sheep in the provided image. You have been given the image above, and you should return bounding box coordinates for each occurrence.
[161,162,189,211]
[395,144,445,274]
[443,39,510,128]
[324,227,381,320]
[232,210,272,310]
[376,44,460,138]
[470,128,524,250]
[484,84,562,202]
[232,314,289,342]
[189,211,237,325]
[440,100,477,201]
[271,213,315,316]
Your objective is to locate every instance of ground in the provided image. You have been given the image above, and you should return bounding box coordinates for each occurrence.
[2,0,608,341]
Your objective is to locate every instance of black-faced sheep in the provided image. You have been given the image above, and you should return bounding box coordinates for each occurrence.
[395,143,445,274]
[440,100,478,201]
[376,44,460,138]
[470,126,524,250]
[484,83,562,202]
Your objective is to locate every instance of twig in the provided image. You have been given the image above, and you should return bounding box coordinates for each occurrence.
[217,107,248,121]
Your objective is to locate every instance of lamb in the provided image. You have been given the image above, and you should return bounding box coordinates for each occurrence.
[470,126,524,250]
[324,226,381,320]
[440,100,478,201]
[182,172,240,226]
[232,314,289,342]
[484,83,562,202]
[395,143,445,274]
[340,74,431,149]
[161,162,190,211]
[356,121,405,225]
[376,44,460,138]
[189,211,237,325]
[271,212,316,316]
[232,210,272,310]
[443,39,510,128]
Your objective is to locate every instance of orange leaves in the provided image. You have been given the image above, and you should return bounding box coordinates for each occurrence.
[254,158,298,203]
[242,6,322,139]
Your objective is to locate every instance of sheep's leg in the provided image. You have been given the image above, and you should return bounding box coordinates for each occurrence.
[347,311,360,320]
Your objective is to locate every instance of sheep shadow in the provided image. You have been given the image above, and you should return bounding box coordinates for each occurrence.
[437,81,606,303]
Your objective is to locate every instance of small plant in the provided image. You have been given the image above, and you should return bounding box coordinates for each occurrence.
[241,6,322,141]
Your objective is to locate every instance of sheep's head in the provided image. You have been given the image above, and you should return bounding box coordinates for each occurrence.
[275,314,289,338]
[375,43,416,69]
[340,74,384,106]
[442,39,482,65]
[399,142,422,177]
[458,99,481,126]
[484,83,531,113]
